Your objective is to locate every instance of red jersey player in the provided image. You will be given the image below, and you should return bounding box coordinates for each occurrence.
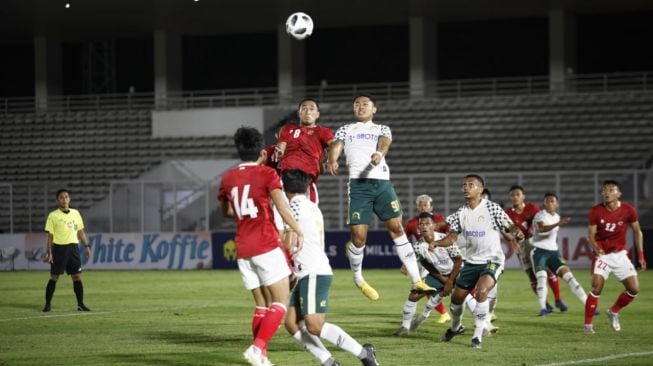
[404,194,449,241]
[506,185,564,313]
[584,180,646,333]
[403,194,451,324]
[218,127,304,366]
[273,98,334,204]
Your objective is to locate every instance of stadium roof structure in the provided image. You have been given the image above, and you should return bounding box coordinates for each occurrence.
[1,0,652,42]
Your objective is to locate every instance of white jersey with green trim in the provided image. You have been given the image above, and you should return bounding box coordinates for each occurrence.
[415,232,462,276]
[334,121,391,180]
[288,195,333,278]
[531,210,560,251]
[446,199,513,265]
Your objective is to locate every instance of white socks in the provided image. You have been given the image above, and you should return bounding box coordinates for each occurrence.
[562,271,588,303]
[293,327,332,364]
[401,300,417,329]
[346,242,365,286]
[422,293,442,317]
[450,303,464,331]
[393,234,421,283]
[472,300,489,342]
[536,270,548,310]
[320,322,363,357]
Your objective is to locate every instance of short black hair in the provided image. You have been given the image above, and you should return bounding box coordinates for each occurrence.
[277,116,296,129]
[234,127,263,162]
[544,192,558,200]
[481,188,492,200]
[602,180,621,190]
[418,211,433,220]
[465,174,485,187]
[353,93,377,106]
[509,185,525,193]
[55,189,70,199]
[282,169,312,194]
[297,98,320,112]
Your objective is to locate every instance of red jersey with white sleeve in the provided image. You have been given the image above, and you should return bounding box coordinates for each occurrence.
[404,213,449,243]
[506,202,540,237]
[589,201,638,254]
[278,124,334,179]
[217,163,283,259]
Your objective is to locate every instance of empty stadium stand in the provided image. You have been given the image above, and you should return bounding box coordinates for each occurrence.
[1,90,652,233]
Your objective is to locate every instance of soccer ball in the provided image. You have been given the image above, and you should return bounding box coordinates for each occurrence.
[285,12,313,40]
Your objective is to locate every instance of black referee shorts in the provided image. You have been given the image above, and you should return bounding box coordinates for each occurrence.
[51,244,82,275]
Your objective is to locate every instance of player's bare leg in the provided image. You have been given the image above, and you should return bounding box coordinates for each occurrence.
[385,217,435,294]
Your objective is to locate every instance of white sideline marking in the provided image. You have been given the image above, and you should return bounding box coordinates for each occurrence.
[533,351,653,366]
[0,305,214,322]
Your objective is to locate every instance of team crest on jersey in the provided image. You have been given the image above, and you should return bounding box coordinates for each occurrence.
[618,221,624,226]
[320,300,327,307]
[307,129,314,135]
[223,240,237,262]
[477,215,485,222]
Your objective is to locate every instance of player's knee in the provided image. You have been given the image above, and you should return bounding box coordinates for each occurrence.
[305,322,322,336]
[350,238,366,248]
[49,274,60,281]
[284,319,299,335]
[385,219,403,236]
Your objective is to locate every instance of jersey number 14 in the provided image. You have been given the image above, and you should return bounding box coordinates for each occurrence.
[231,185,259,219]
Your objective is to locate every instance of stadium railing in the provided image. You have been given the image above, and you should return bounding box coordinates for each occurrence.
[2,71,652,115]
[2,169,650,234]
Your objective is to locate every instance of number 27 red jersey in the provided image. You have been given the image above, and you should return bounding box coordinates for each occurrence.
[217,163,283,259]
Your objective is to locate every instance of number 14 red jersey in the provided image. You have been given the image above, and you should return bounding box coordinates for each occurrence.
[218,163,283,259]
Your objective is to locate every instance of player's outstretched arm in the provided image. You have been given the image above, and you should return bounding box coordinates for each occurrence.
[271,189,304,255]
[327,140,343,175]
[432,232,458,248]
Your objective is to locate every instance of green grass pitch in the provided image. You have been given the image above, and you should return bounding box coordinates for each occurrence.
[1,269,652,365]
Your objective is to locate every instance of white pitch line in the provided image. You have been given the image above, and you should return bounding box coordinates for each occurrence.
[533,351,653,366]
[0,305,215,322]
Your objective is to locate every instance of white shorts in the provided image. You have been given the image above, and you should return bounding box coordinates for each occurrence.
[238,247,291,290]
[593,250,637,281]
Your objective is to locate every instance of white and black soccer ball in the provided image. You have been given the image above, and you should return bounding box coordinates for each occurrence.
[285,12,313,40]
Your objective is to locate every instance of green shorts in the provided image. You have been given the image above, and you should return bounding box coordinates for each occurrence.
[531,247,566,274]
[455,262,503,291]
[289,274,332,315]
[425,274,445,291]
[347,179,402,225]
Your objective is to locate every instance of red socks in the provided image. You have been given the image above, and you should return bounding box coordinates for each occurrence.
[584,292,599,324]
[548,273,561,301]
[252,306,268,338]
[435,302,446,314]
[611,291,636,313]
[253,303,286,351]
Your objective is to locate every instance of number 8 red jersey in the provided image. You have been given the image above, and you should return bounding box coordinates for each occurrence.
[218,163,283,259]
